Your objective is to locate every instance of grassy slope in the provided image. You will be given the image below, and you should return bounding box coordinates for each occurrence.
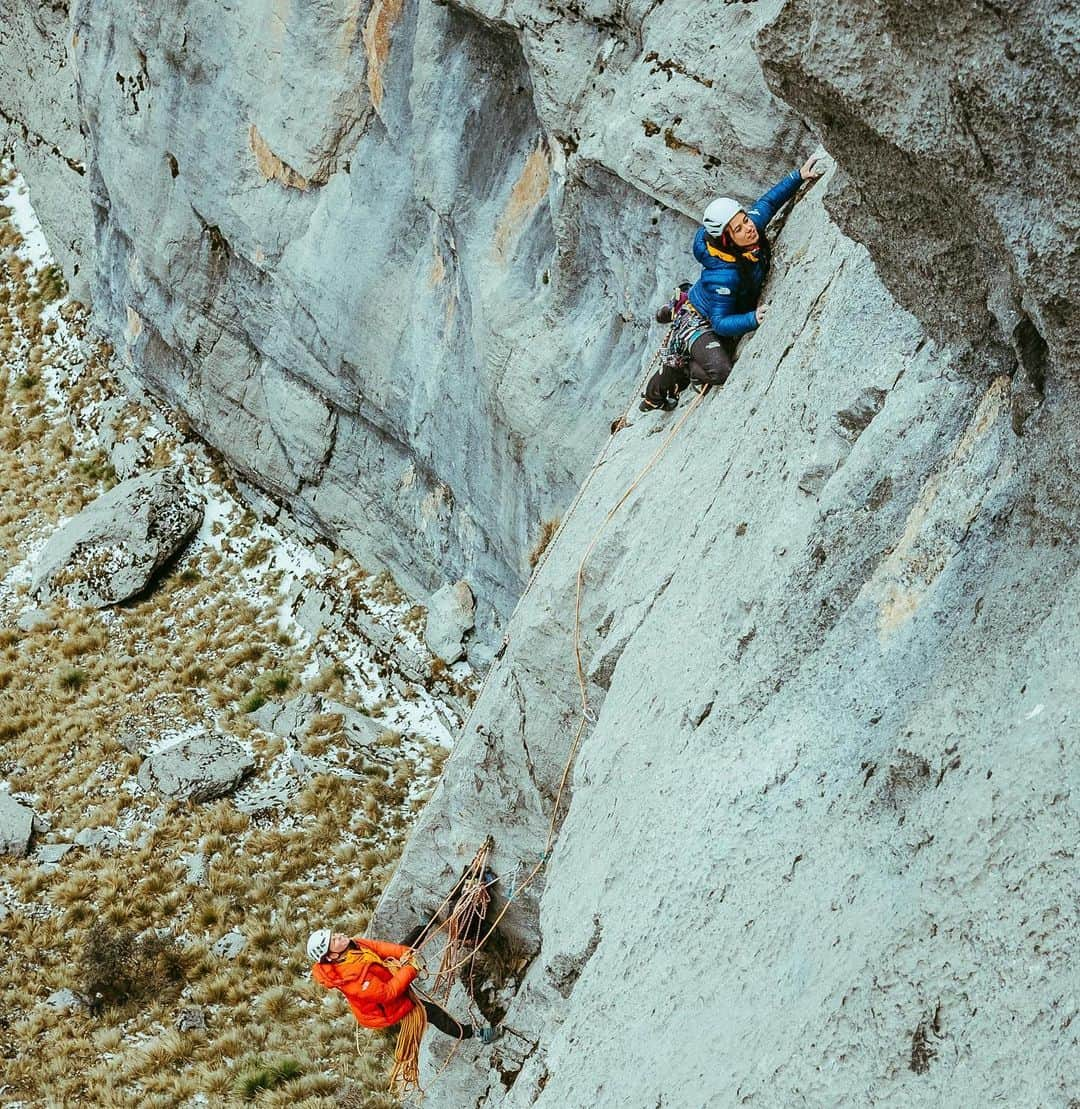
[0,166,466,1108]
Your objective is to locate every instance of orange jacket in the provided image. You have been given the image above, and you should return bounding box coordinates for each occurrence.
[311,938,418,1029]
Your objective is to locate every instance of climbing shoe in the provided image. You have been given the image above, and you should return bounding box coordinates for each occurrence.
[639,395,678,413]
[478,1025,501,1045]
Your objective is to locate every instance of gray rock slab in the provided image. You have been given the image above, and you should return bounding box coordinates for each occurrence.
[322,699,387,749]
[138,734,254,802]
[0,2,92,301]
[211,931,246,959]
[758,1,1075,384]
[424,580,476,664]
[0,792,35,857]
[46,988,89,1012]
[35,843,73,865]
[73,826,121,849]
[16,609,52,632]
[31,468,203,608]
[249,692,319,738]
[375,178,1080,1106]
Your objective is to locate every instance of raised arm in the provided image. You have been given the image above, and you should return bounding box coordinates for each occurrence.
[747,169,803,231]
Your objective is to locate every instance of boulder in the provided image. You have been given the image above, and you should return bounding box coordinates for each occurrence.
[16,608,52,632]
[31,468,203,608]
[327,700,388,750]
[74,826,121,849]
[137,734,254,802]
[0,792,35,857]
[249,693,320,738]
[35,843,73,865]
[45,988,89,1012]
[251,693,385,749]
[424,581,476,664]
[211,931,246,959]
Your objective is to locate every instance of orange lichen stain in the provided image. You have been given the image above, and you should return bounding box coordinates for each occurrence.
[363,0,406,111]
[429,245,446,288]
[867,374,1010,639]
[249,125,311,191]
[491,140,551,265]
[124,305,142,344]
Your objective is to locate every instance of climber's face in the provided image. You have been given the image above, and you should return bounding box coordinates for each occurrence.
[326,933,351,961]
[727,210,759,248]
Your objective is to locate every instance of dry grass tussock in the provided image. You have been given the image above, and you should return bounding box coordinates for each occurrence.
[0,168,452,1107]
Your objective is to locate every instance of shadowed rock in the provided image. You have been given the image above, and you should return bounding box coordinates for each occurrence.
[137,734,254,803]
[31,468,203,608]
[0,792,35,857]
[425,580,476,664]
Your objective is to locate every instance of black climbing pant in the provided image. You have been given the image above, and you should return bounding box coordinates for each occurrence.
[420,996,474,1039]
[643,329,735,406]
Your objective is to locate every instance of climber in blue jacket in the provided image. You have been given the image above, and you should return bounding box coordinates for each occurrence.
[641,154,825,411]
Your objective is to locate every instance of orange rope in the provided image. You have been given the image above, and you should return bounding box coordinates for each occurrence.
[388,999,428,1096]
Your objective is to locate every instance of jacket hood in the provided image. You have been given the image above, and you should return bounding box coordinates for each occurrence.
[693,227,739,270]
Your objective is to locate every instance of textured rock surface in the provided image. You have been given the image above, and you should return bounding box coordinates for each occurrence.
[2,0,1076,1105]
[3,0,809,638]
[0,0,93,301]
[757,0,1078,404]
[250,692,387,748]
[31,467,203,607]
[45,988,89,1012]
[375,178,1078,1104]
[137,734,254,802]
[0,792,35,857]
[425,579,475,663]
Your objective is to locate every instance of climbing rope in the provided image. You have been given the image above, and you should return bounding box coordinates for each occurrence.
[441,331,672,753]
[427,384,711,983]
[431,839,494,998]
[387,1003,427,1096]
[413,340,712,987]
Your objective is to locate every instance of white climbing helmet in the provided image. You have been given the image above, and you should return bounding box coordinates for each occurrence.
[307,929,332,962]
[702,196,742,237]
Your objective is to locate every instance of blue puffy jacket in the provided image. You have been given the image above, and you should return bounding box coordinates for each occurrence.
[687,169,802,338]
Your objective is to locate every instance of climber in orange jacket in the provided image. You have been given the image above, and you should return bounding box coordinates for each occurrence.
[308,930,498,1042]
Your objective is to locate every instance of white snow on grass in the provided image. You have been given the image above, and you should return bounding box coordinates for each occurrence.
[1,158,476,803]
[0,174,52,271]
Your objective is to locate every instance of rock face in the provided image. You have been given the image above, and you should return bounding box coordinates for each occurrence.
[374,173,1078,1105]
[3,0,807,637]
[0,792,35,857]
[137,734,254,802]
[31,468,203,607]
[2,0,1077,1106]
[757,1,1078,411]
[0,1,93,302]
